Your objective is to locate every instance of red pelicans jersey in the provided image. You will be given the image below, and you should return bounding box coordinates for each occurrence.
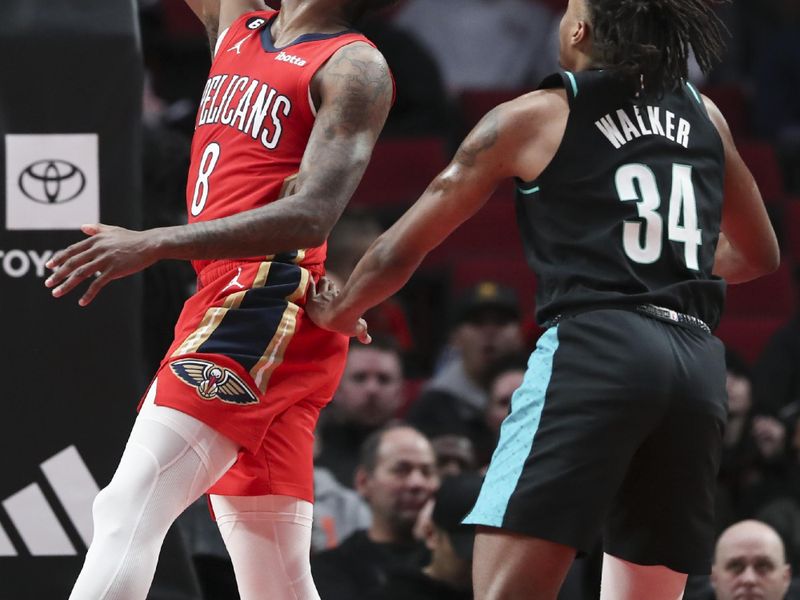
[186,10,376,276]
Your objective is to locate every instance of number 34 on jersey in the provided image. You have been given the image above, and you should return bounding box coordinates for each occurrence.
[615,162,703,271]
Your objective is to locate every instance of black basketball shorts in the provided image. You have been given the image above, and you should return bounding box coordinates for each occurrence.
[464,308,727,574]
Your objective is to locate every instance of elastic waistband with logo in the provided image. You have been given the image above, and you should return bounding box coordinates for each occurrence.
[545,303,711,334]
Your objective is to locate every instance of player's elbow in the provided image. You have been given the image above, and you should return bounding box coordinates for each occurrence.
[299,217,330,249]
[744,243,781,279]
[757,247,781,276]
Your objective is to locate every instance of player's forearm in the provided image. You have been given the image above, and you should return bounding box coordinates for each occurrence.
[332,236,422,326]
[152,197,329,261]
[713,233,777,284]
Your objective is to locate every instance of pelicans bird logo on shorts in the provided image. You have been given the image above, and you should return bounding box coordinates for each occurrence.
[170,359,258,405]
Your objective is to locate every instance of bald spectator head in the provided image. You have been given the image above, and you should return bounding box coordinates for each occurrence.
[356,425,439,544]
[711,520,791,600]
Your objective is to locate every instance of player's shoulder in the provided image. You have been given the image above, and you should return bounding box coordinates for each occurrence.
[487,88,569,139]
[316,40,392,95]
[324,40,389,75]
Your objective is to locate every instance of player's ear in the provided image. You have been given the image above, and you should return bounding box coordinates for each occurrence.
[573,19,590,48]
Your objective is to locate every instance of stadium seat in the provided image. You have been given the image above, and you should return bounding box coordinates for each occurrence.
[425,195,523,266]
[715,316,787,365]
[785,200,800,263]
[724,260,796,318]
[738,141,786,205]
[351,136,449,207]
[459,89,527,131]
[701,83,750,139]
[160,0,206,37]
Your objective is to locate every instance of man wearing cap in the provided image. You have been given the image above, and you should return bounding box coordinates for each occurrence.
[406,281,525,448]
[367,473,483,600]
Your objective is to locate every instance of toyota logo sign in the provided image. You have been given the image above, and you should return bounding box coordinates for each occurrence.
[18,159,86,205]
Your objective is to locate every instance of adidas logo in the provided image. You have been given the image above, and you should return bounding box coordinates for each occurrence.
[275,51,307,67]
[0,446,99,557]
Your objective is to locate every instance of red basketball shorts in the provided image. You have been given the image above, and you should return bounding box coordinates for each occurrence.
[142,259,349,502]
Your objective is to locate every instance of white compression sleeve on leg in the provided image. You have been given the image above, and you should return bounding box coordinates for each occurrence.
[69,380,239,600]
[210,494,320,600]
[600,553,687,600]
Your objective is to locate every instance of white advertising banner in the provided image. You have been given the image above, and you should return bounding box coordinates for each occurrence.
[5,133,99,230]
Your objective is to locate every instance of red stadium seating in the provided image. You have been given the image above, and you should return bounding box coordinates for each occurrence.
[786,200,800,263]
[701,83,750,139]
[715,316,787,365]
[160,0,206,37]
[459,89,527,131]
[724,260,796,319]
[351,137,449,207]
[425,195,523,266]
[738,141,786,205]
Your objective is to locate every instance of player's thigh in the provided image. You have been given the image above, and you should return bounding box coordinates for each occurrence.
[603,401,724,574]
[473,527,576,600]
[465,314,667,553]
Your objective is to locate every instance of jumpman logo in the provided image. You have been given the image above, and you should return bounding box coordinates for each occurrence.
[222,267,245,291]
[227,33,253,55]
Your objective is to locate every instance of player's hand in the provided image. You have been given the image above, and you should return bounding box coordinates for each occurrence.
[45,223,162,306]
[306,277,371,344]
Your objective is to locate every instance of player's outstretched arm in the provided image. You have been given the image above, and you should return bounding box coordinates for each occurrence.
[45,42,392,306]
[183,0,267,53]
[704,96,780,283]
[306,95,549,338]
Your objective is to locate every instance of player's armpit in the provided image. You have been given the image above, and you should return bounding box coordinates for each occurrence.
[703,95,780,283]
[217,0,267,37]
[182,0,220,50]
[184,0,266,50]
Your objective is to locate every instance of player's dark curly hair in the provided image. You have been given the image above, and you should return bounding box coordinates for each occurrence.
[586,0,727,97]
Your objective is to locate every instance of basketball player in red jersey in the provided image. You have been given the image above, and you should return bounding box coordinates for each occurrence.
[46,1,394,598]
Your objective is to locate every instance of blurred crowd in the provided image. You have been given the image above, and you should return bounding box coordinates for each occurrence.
[134,0,800,598]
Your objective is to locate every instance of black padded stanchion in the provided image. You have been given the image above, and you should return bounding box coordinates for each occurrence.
[0,1,144,596]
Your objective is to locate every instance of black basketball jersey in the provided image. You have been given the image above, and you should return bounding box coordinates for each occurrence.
[516,70,726,328]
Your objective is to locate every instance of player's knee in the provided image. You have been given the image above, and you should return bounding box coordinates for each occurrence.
[91,445,160,538]
[90,484,131,546]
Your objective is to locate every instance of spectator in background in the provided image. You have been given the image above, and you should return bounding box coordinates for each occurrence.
[317,336,406,488]
[312,425,439,600]
[431,435,478,478]
[752,314,800,419]
[716,349,759,527]
[327,212,414,350]
[407,282,525,449]
[326,211,385,290]
[710,520,794,600]
[752,0,800,142]
[366,473,483,600]
[357,10,453,137]
[479,354,529,465]
[392,0,559,97]
[312,437,372,553]
[715,349,792,528]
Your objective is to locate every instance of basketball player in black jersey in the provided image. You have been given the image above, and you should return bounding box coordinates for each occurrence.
[306,0,780,598]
